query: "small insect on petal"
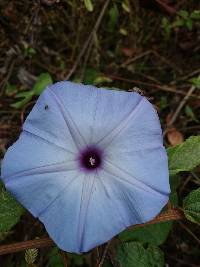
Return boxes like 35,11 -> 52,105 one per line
1,81 -> 170,253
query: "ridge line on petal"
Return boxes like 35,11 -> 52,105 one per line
96,172 -> 111,199
96,97 -> 145,147
23,129 -> 75,155
103,159 -> 169,197
106,145 -> 164,156
119,184 -> 142,223
4,161 -> 76,182
77,174 -> 96,252
48,88 -> 87,150
38,173 -> 81,218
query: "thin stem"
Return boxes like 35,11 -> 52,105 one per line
0,208 -> 184,256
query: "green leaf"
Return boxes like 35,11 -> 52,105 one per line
167,136 -> 200,176
190,77 -> 200,89
122,1 -> 130,13
183,188 -> 200,225
190,10 -> 200,20
179,10 -> 189,19
93,75 -> 112,85
0,183 -> 24,236
33,73 -> 53,96
119,222 -> 172,246
108,5 -> 119,32
169,175 -> 181,206
83,0 -> 93,12
48,248 -> 64,267
173,18 -> 184,28
5,83 -> 17,96
116,242 -> 164,267
185,19 -> 193,30
83,68 -> 99,84
11,91 -> 34,109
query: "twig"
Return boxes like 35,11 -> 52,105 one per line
0,237 -> 54,256
96,242 -> 111,267
164,75 -> 200,132
65,0 -> 110,80
155,0 -> 177,15
128,208 -> 183,230
80,35 -> 95,82
120,50 -> 152,68
178,221 -> 200,245
170,68 -> 200,85
0,208 -> 184,256
121,50 -> 181,74
107,74 -> 200,99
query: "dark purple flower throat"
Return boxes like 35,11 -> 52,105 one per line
79,146 -> 102,171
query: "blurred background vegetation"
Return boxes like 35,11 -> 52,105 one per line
0,0 -> 200,266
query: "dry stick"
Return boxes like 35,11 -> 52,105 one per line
170,68 -> 200,85
164,75 -> 200,136
0,208 -> 184,256
96,241 -> 111,267
178,221 -> 200,245
0,238 -> 54,256
107,74 -> 200,99
65,0 -> 110,80
121,50 -> 181,74
80,35 -> 94,82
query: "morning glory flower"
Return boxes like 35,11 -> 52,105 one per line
1,81 -> 170,253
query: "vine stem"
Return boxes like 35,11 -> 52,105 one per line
0,208 -> 184,256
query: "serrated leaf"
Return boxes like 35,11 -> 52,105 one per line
116,242 -> 164,267
183,188 -> 200,225
119,222 -> 172,246
167,136 -> 200,176
0,182 -> 24,235
33,73 -> 53,96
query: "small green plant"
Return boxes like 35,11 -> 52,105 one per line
10,73 -> 53,109
190,76 -> 200,89
162,9 -> 200,39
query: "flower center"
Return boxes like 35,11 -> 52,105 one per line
80,147 -> 102,171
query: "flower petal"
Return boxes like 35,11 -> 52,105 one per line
48,82 -> 143,144
39,173 -> 95,253
81,168 -> 168,252
23,87 -> 78,152
1,131 -> 75,179
1,131 -> 78,217
103,97 -> 170,196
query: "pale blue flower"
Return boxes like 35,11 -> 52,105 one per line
1,81 -> 170,253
